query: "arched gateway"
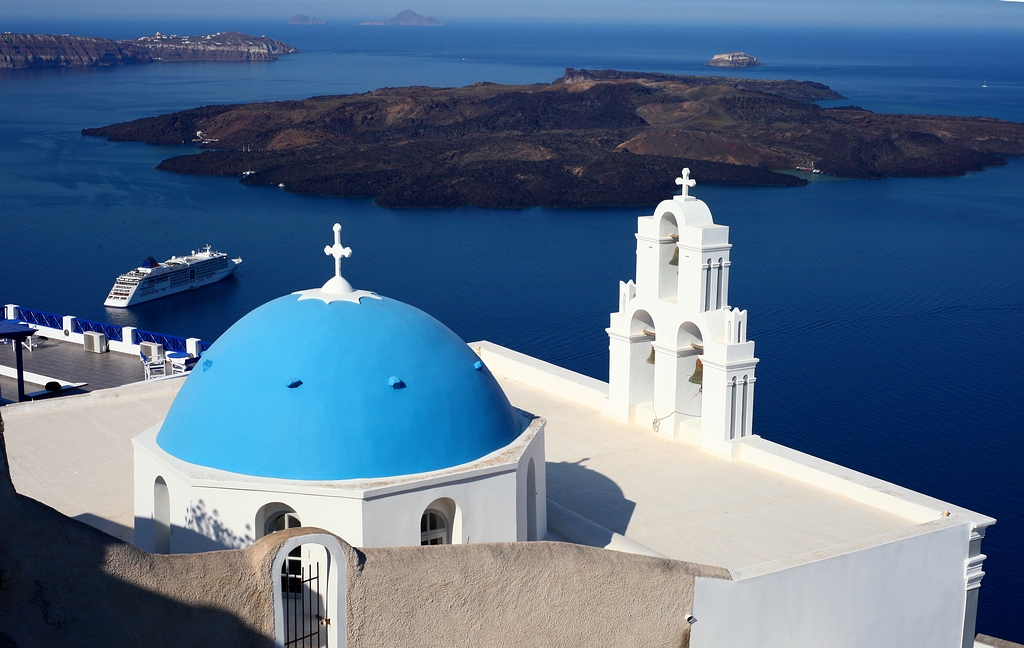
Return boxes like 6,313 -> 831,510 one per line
271,533 -> 348,648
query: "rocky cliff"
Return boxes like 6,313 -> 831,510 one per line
0,31 -> 296,69
0,33 -> 149,69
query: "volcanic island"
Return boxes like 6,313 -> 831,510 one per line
82,68 -> 1024,209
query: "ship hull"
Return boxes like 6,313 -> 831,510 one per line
104,254 -> 241,308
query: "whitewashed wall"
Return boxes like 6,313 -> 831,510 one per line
133,422 -> 543,553
690,521 -> 972,648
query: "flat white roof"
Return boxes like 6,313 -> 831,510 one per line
475,341 -> 989,572
2,377 -> 183,542
500,376 -> 915,569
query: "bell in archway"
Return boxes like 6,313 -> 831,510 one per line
669,247 -> 679,266
688,358 -> 703,385
646,347 -> 656,364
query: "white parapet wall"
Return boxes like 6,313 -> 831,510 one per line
471,341 -> 608,410
4,304 -> 208,358
691,520 -> 974,648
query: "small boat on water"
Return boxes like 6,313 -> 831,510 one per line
795,161 -> 823,174
104,245 -> 242,308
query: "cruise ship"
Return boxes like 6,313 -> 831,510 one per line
104,246 -> 242,307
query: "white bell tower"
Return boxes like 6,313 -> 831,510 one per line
605,170 -> 759,459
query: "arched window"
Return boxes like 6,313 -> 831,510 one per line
716,257 -> 724,310
154,476 -> 170,554
420,509 -> 450,545
526,458 -> 538,541
267,511 -> 301,536
704,260 -> 712,311
741,375 -> 750,438
266,510 -> 302,594
729,377 -> 738,440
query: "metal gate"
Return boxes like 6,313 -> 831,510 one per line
283,553 -> 328,647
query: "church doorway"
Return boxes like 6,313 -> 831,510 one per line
272,535 -> 345,648
281,543 -> 328,647
263,510 -> 335,647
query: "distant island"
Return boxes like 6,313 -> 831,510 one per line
288,14 -> 325,25
359,10 -> 443,26
0,31 -> 297,69
82,67 -> 1024,209
706,52 -> 762,68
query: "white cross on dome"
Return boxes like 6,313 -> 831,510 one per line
294,223 -> 381,305
324,223 -> 352,279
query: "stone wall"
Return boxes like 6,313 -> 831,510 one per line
350,542 -> 729,648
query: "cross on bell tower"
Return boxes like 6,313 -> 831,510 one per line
675,168 -> 696,201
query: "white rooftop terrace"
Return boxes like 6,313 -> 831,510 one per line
2,377 -> 182,542
0,342 -> 990,572
475,342 -> 991,572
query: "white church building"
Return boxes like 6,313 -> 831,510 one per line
1,171 -> 996,648
133,224 -> 545,553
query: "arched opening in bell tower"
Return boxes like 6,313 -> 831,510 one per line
630,310 -> 657,409
676,322 -> 703,420
658,212 -> 679,302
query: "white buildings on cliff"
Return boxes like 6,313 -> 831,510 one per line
1,172 -> 994,648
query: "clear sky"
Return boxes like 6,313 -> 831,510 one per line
1,0 -> 1023,29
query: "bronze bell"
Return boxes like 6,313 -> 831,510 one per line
669,247 -> 679,266
646,347 -> 656,364
688,358 -> 703,385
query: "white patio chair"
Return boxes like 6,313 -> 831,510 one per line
141,352 -> 167,380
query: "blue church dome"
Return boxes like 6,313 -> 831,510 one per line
156,291 -> 522,481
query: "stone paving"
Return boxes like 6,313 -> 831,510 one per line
0,337 -> 144,404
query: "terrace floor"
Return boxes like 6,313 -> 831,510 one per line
494,374 -> 921,571
1,378 -> 184,542
0,337 -> 144,404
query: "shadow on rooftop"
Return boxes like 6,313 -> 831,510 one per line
0,414 -> 274,648
546,459 -> 636,535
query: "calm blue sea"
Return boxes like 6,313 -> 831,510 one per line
1,20 -> 1022,640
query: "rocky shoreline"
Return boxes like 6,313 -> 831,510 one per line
0,31 -> 296,69
82,69 -> 1024,209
